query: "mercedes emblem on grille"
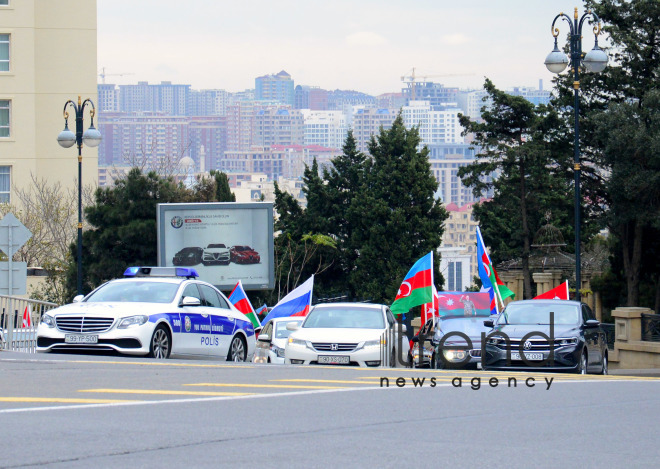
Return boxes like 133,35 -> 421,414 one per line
331,344 -> 338,351
523,340 -> 532,350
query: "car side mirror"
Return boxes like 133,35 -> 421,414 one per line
257,333 -> 271,342
584,319 -> 600,328
72,295 -> 84,303
181,296 -> 201,307
399,324 -> 407,334
286,323 -> 300,331
483,319 -> 494,328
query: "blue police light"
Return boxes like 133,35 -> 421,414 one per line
123,267 -> 199,279
123,266 -> 141,277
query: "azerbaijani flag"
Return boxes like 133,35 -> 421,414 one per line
476,226 -> 515,314
391,252 -> 434,316
255,304 -> 268,317
228,280 -> 260,328
534,280 -> 570,300
261,275 -> 314,325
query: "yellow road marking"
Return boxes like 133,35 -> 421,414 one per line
184,383 -> 348,389
78,389 -> 255,396
271,379 -> 381,385
0,397 -> 140,404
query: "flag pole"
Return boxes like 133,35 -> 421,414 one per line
477,226 -> 504,313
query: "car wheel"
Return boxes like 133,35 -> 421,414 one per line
227,335 -> 247,362
577,350 -> 588,375
390,348 -> 397,368
430,353 -> 436,369
148,325 -> 171,359
600,352 -> 608,375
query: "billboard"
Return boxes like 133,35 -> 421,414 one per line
157,203 -> 274,291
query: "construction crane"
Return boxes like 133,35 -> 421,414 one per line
98,67 -> 135,84
401,68 -> 475,100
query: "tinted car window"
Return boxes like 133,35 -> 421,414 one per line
199,284 -> 223,308
181,283 -> 202,302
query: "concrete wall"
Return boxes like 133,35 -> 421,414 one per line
0,0 -> 98,202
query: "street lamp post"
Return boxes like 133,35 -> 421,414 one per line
57,96 -> 102,296
545,8 -> 607,301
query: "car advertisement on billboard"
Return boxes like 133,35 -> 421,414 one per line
157,203 -> 274,290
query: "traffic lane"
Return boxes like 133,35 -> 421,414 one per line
1,362 -> 659,467
0,351 -> 656,410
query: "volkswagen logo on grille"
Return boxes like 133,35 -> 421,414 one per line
331,344 -> 338,351
523,340 -> 532,350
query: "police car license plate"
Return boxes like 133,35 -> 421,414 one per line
318,355 -> 349,364
511,352 -> 543,361
65,334 -> 98,344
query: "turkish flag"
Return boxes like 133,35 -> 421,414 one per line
421,286 -> 440,324
22,305 -> 32,328
534,281 -> 570,300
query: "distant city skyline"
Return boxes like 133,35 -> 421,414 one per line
97,1 -> 603,95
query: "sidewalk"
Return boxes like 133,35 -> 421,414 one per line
610,368 -> 660,377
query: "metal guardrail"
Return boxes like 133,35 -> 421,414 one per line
0,295 -> 58,353
601,323 -> 615,350
641,314 -> 660,342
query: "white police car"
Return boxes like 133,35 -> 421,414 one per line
36,267 -> 256,361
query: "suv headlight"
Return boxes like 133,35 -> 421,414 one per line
558,337 -> 579,346
443,349 -> 467,362
41,313 -> 55,328
487,337 -> 503,345
117,315 -> 149,329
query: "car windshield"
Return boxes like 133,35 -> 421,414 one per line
498,303 -> 580,325
208,244 -> 225,248
85,281 -> 179,303
274,320 -> 302,339
234,246 -> 247,251
303,307 -> 385,329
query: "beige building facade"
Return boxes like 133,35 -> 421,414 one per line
0,0 -> 98,203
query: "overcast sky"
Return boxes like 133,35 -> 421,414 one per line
97,1 -> 603,95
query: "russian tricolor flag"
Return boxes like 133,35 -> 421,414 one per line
261,275 -> 314,325
228,280 -> 260,328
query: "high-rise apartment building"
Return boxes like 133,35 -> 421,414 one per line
350,108 -> 397,154
119,81 -> 190,115
294,85 -> 329,110
427,143 -> 495,206
327,90 -> 375,111
252,107 -> 304,148
402,101 -> 464,146
98,84 -> 119,112
0,0 -> 98,203
255,70 -> 294,106
403,82 -> 460,107
300,110 -> 347,149
189,89 -> 229,116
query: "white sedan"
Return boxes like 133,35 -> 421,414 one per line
252,317 -> 304,364
36,267 -> 256,361
285,303 -> 409,367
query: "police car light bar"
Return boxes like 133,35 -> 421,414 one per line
123,267 -> 199,279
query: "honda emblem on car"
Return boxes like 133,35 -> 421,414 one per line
331,344 -> 338,351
